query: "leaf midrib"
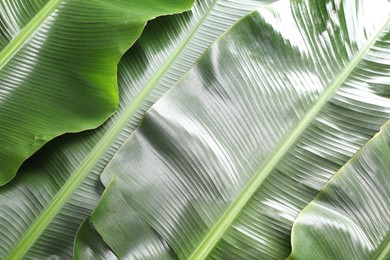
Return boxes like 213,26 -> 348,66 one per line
188,16 -> 390,260
6,1 -> 218,259
0,0 -> 62,70
376,229 -> 390,259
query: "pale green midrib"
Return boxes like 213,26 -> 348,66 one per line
377,135 -> 390,260
377,232 -> 390,259
189,17 -> 390,260
0,0 -> 62,70
6,1 -> 219,259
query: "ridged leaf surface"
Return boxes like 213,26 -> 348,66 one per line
0,0 -> 194,184
290,121 -> 390,260
0,0 -> 267,258
87,0 -> 390,258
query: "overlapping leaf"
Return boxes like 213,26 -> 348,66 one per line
0,0 -> 194,184
290,120 -> 390,260
0,0 -> 268,258
74,218 -> 118,260
85,0 -> 390,258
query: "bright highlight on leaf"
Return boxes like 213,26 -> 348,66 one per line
2,0 -> 390,258
290,120 -> 390,260
0,0 -> 268,258
0,0 -> 194,185
79,0 -> 390,258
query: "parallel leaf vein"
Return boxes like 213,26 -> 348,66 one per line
0,0 -> 62,70
6,1 -> 219,258
189,16 -> 390,260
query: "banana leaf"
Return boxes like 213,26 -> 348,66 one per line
0,0 -> 194,185
290,120 -> 390,260
0,0 -> 267,258
81,0 -> 390,258
74,218 -> 118,260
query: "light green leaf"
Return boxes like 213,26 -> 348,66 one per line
0,0 -> 267,258
87,0 -> 390,258
0,0 -> 194,184
290,120 -> 390,260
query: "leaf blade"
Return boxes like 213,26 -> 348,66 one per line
89,0 -> 390,258
0,0 -> 194,184
290,121 -> 390,260
0,0 -> 267,258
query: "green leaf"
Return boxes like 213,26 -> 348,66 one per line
0,0 -> 266,258
0,0 -> 48,51
87,0 -> 390,258
74,218 -> 118,260
0,0 -> 194,185
78,183 -> 177,259
289,120 -> 390,260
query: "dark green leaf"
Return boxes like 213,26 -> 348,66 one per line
0,0 -> 266,258
74,218 -> 118,260
0,0 -> 194,184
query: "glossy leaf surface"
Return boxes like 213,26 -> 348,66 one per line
0,0 -> 267,258
290,121 -> 390,260
0,0 -> 48,50
74,218 -> 118,260
89,0 -> 390,258
0,0 -> 194,184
